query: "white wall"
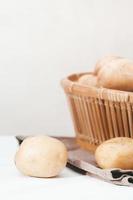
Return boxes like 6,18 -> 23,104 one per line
0,0 -> 133,136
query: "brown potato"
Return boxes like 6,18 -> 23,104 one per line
94,55 -> 121,75
97,58 -> 133,91
95,137 -> 133,169
15,136 -> 68,178
78,74 -> 98,87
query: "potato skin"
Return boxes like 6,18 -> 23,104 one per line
15,136 -> 68,178
78,74 -> 98,87
94,55 -> 121,75
95,137 -> 133,169
97,58 -> 133,91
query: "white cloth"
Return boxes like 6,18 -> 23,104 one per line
0,137 -> 133,200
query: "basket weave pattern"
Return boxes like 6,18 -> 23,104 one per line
61,73 -> 133,151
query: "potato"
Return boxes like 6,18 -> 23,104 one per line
95,137 -> 133,169
78,74 -> 98,87
94,55 -> 121,75
97,58 -> 133,91
15,136 -> 68,178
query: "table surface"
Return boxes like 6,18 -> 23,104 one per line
1,136 -> 133,200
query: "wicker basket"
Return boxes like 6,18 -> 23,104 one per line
61,72 -> 133,152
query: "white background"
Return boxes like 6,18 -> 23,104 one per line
0,0 -> 133,135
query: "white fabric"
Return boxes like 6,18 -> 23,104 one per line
0,137 -> 133,200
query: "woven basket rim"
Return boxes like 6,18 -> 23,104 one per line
61,72 -> 133,102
